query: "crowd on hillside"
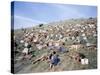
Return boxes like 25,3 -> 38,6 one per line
14,18 -> 97,68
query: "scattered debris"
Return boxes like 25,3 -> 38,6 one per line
22,48 -> 29,55
14,18 -> 97,73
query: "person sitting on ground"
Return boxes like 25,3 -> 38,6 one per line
71,52 -> 86,63
49,51 -> 60,69
58,43 -> 68,53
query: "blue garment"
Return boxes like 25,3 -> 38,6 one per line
48,46 -> 54,50
59,47 -> 66,52
51,55 -> 60,65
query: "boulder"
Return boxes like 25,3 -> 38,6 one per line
36,44 -> 43,50
20,40 -> 24,44
22,48 -> 29,55
24,42 -> 29,47
86,43 -> 91,47
82,33 -> 86,37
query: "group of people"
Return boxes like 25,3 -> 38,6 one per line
14,18 -> 96,69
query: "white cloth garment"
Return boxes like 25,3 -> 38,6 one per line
81,58 -> 89,65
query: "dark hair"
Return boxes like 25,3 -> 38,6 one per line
39,24 -> 43,27
47,43 -> 49,46
79,53 -> 86,59
53,51 -> 56,54
49,54 -> 52,59
62,42 -> 65,45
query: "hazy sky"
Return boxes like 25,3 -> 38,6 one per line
11,1 -> 97,29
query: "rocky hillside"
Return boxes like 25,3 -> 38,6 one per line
13,18 -> 97,74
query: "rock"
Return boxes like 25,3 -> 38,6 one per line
82,33 -> 86,37
93,33 -> 97,37
81,30 -> 84,33
48,42 -> 53,46
86,43 -> 91,47
83,27 -> 85,30
76,36 -> 80,42
50,34 -> 53,37
70,44 -> 84,51
71,36 -> 75,40
36,44 -> 43,50
25,33 -> 29,37
20,40 -> 24,44
24,42 -> 29,47
54,42 -> 60,47
16,56 -> 24,61
61,38 -> 66,42
50,28 -> 52,31
33,39 -> 38,43
72,28 -> 75,31
83,36 -> 87,40
22,48 -> 29,54
66,36 -> 70,40
30,33 -> 34,36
